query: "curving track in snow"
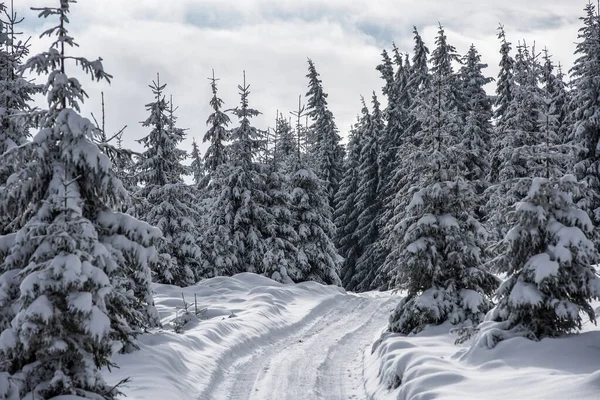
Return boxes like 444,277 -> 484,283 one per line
201,292 -> 395,400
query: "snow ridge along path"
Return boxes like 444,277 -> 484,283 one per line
203,292 -> 395,400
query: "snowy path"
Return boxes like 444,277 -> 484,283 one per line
202,292 -> 395,400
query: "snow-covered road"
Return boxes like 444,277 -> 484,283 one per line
203,292 -> 395,400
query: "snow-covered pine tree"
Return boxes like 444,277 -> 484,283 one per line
272,113 -> 297,171
289,164 -> 342,285
569,2 -> 600,234
460,44 -> 493,172
0,3 -> 39,234
337,100 -> 370,290
493,25 -> 515,136
370,45 -> 412,291
387,26 -> 497,335
488,26 -> 515,188
305,59 -> 344,209
474,175 -> 600,348
459,44 -> 493,213
0,1 -> 159,397
351,93 -> 385,292
190,138 -> 205,186
134,85 -> 200,286
376,30 -> 431,291
202,72 -> 272,277
263,114 -> 299,283
334,116 -> 363,287
290,161 -> 342,285
484,42 -> 560,238
203,69 -> 230,175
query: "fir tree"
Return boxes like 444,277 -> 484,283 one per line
134,85 -> 200,286
475,175 -> 600,347
484,42 -> 566,238
334,116 -> 362,287
387,27 -> 497,334
372,46 -> 413,291
459,44 -> 493,193
305,59 -> 344,208
0,2 -> 39,234
493,25 -> 515,134
202,72 -> 272,276
0,1 -> 158,397
190,138 -> 205,186
351,93 -> 385,292
272,113 -> 297,170
203,69 -> 230,174
289,164 -> 342,285
569,2 -> 600,232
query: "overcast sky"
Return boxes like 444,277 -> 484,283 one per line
17,0 -> 587,156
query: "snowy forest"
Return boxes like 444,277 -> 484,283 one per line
1,0 -> 600,399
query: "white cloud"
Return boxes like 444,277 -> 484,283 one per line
16,0 -> 587,156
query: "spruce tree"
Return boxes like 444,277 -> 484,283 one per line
0,1 -> 158,397
272,113 -> 297,170
387,27 -> 497,334
263,128 -> 298,282
351,93 -> 385,291
459,44 -> 493,198
290,163 -> 342,285
475,175 -> 600,347
485,42 -> 561,238
202,72 -> 272,277
0,2 -> 39,234
134,81 -> 200,286
190,138 -> 205,186
203,70 -> 230,175
305,59 -> 344,208
334,116 -> 363,287
569,3 -> 600,234
493,25 -> 515,135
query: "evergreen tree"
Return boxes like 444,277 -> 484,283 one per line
350,93 -> 385,291
203,70 -> 230,175
493,25 -> 515,134
134,82 -> 199,286
190,138 -> 205,186
305,59 -> 344,208
485,42 -> 567,238
0,3 -> 39,234
289,163 -> 342,285
202,72 -> 272,277
387,27 -> 497,335
372,46 -> 413,291
272,113 -> 297,170
459,44 -> 493,194
0,1 -> 158,397
334,116 -> 363,287
569,2 -> 600,232
475,176 -> 600,347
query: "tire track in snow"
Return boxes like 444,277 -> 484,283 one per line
206,292 -> 394,400
197,293 -> 345,400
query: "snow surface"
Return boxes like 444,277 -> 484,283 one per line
365,298 -> 600,400
41,272 -> 600,400
102,273 -> 395,400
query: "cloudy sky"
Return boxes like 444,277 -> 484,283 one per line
17,0 -> 587,155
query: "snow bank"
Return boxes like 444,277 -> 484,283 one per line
103,273 -> 345,400
365,299 -> 600,400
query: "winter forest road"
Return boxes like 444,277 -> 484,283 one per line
200,291 -> 396,400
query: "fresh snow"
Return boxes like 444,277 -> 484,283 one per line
103,273 -> 395,400
365,299 -> 600,400
81,273 -> 600,400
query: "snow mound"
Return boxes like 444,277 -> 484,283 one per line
103,273 -> 345,400
365,300 -> 600,400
